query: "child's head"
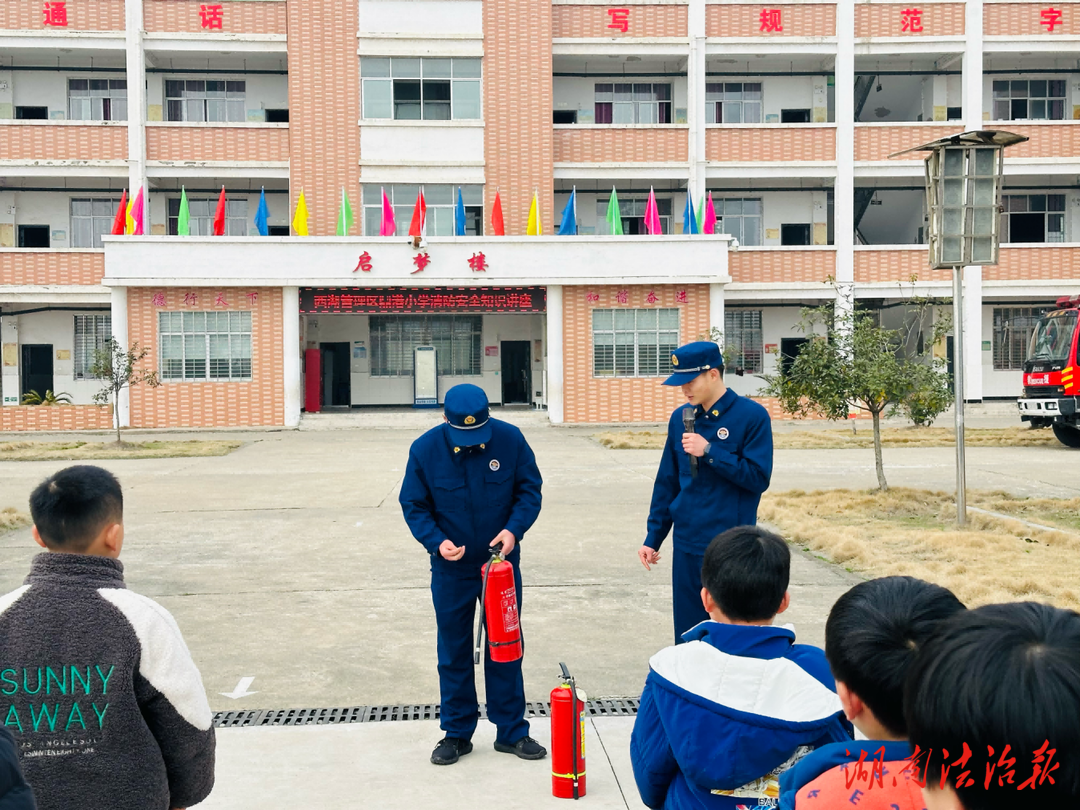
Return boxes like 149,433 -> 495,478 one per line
905,602 -> 1080,810
29,465 -> 124,557
700,525 -> 789,624
825,576 -> 965,741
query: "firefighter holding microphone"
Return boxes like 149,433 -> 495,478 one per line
399,383 -> 546,766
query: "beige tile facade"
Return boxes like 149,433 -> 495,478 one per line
144,0 -> 288,35
984,3 -> 1080,36
0,124 -> 127,162
706,3 -> 837,37
0,405 -> 113,431
553,4 -> 689,38
729,250 -> 836,284
0,252 -> 105,285
706,126 -> 836,162
146,125 -> 290,163
855,3 -> 966,38
853,124 -> 962,162
555,127 -> 689,163
0,0 -> 124,30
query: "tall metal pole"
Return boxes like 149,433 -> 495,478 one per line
953,264 -> 967,527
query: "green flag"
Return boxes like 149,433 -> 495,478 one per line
696,197 -> 705,233
336,188 -> 355,236
605,187 -> 623,236
177,186 -> 190,236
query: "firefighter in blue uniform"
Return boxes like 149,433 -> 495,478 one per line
400,383 -> 547,766
638,341 -> 774,642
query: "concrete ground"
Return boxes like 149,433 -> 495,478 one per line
1,406 -> 1075,808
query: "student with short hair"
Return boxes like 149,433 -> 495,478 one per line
0,465 -> 215,810
631,526 -> 851,809
779,576 -> 966,809
905,601 -> 1080,810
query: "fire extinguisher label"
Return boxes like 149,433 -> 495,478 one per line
500,586 -> 519,631
579,711 -> 586,759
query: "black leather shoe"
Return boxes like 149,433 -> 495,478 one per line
494,735 -> 548,760
431,737 -> 473,765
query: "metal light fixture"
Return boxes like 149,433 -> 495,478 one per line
891,130 -> 1028,527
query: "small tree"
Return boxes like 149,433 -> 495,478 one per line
763,300 -> 951,491
91,338 -> 161,444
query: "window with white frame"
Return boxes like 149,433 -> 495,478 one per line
361,58 -> 481,120
724,310 -> 763,374
993,307 -> 1045,370
594,83 -> 672,125
369,315 -> 482,377
714,198 -> 762,246
159,311 -> 252,381
166,197 -> 249,236
165,80 -> 246,122
68,79 -> 127,121
705,83 -> 762,124
73,314 -> 111,380
362,185 -> 483,236
992,80 -> 1066,121
70,198 -> 121,248
595,196 -> 673,235
1000,194 -> 1065,243
592,308 -> 679,377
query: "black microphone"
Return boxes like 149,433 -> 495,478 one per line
682,408 -> 698,478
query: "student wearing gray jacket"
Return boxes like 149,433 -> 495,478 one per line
0,465 -> 215,810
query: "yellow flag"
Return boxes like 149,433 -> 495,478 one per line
526,191 -> 542,236
124,199 -> 134,235
292,190 -> 309,236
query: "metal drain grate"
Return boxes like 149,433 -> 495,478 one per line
213,697 -> 639,728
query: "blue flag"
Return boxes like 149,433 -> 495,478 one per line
254,187 -> 269,236
557,187 -> 577,235
683,191 -> 698,235
454,188 -> 467,236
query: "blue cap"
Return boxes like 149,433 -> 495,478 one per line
444,384 -> 492,447
662,341 -> 724,386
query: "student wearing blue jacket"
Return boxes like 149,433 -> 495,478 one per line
638,341 -> 773,641
631,526 -> 851,810
399,384 -> 545,767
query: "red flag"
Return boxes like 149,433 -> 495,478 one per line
408,189 -> 427,237
110,189 -> 127,235
491,190 -> 505,236
213,186 -> 227,236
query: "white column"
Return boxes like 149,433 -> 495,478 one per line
834,0 -> 855,291
687,0 -> 707,202
1,313 -> 19,406
546,285 -> 564,424
125,0 -> 148,231
963,0 -> 985,401
283,286 -> 301,427
710,282 -> 725,349
110,287 -> 130,428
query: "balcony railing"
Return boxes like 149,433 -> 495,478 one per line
707,125 -> 836,163
553,125 -> 689,163
988,244 -> 1080,281
728,247 -> 836,284
553,4 -> 688,37
146,123 -> 290,163
853,245 -> 951,283
854,123 -> 962,163
986,122 -> 1080,161
0,250 -> 105,286
144,0 -> 287,35
1,0 -> 124,30
0,122 -> 127,163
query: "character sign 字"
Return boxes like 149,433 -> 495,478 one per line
1040,7 -> 1063,32
901,8 -> 923,32
607,8 -> 630,33
759,8 -> 783,32
43,1 -> 67,27
200,4 -> 224,30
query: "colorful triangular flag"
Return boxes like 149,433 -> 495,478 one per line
454,188 -> 467,236
177,186 -> 191,236
682,189 -> 698,235
292,190 -> 309,236
379,188 -> 396,236
130,187 -> 144,236
336,187 -> 355,236
526,190 -> 542,236
703,192 -> 717,235
212,186 -> 226,236
408,188 -> 427,238
491,190 -> 505,236
605,187 -> 623,236
644,186 -> 661,235
254,187 -> 269,236
111,189 -> 127,236
557,187 -> 577,235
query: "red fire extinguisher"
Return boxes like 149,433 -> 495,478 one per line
551,663 -> 586,799
474,547 -> 523,664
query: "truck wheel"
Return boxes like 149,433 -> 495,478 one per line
1052,422 -> 1080,448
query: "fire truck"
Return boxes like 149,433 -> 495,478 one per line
1016,295 -> 1080,447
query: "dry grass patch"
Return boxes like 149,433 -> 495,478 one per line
595,426 -> 1056,451
0,440 -> 243,461
761,488 -> 1080,610
0,508 -> 30,534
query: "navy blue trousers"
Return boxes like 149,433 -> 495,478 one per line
672,548 -> 709,643
430,562 -> 529,745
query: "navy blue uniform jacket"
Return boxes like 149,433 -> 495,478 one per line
0,726 -> 35,810
645,389 -> 773,555
400,419 -> 542,572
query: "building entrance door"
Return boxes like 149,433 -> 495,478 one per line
21,345 -> 54,400
319,342 -> 351,407
501,341 -> 531,404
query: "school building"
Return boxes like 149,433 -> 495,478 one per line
1,0 -> 1079,429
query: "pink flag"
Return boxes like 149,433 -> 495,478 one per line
131,187 -> 145,235
379,188 -> 396,236
702,192 -> 717,235
644,186 -> 662,235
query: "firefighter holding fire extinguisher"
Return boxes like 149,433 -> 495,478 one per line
399,383 -> 546,767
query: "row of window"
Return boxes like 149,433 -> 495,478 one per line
62,305 -> 1054,388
